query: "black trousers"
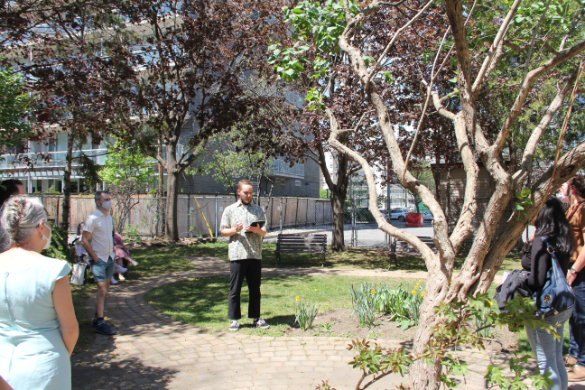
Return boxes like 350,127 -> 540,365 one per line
228,259 -> 262,320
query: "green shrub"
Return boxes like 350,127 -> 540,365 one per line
294,297 -> 319,330
349,283 -> 377,327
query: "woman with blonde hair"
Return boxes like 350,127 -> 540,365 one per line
0,195 -> 78,389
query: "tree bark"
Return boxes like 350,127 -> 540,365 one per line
330,185 -> 347,251
164,141 -> 180,241
317,143 -> 350,252
157,136 -> 164,238
61,128 -> 75,237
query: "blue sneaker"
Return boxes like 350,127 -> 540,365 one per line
95,322 -> 117,336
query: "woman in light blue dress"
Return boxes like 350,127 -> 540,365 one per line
0,195 -> 78,390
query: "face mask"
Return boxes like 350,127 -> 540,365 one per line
42,222 -> 51,250
101,201 -> 112,210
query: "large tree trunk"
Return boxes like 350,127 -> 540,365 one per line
317,144 -> 350,252
61,128 -> 75,237
330,185 -> 347,251
157,136 -> 165,238
164,141 -> 180,241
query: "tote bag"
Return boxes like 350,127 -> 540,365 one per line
70,263 -> 87,286
533,237 -> 575,317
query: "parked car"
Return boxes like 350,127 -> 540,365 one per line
390,209 -> 408,222
423,211 -> 433,221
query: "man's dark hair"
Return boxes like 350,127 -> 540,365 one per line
569,175 -> 585,198
0,179 -> 23,207
95,190 -> 109,204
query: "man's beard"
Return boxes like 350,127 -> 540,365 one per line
241,198 -> 251,206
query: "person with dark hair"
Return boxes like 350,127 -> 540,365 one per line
0,180 -> 25,208
522,197 -> 573,390
557,175 -> 585,382
220,179 -> 270,331
81,191 -> 117,336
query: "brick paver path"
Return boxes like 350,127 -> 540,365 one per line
71,256 -> 520,390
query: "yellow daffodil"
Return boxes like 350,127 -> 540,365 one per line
315,289 -> 318,292
295,296 -> 300,301
371,289 -> 375,295
421,291 -> 425,297
412,290 -> 416,295
489,301 -> 493,307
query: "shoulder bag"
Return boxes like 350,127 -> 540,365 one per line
533,237 -> 575,317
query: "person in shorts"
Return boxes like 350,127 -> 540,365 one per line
81,191 -> 117,336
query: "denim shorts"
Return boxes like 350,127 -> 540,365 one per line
90,256 -> 115,282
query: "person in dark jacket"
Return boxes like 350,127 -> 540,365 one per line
522,197 -> 572,390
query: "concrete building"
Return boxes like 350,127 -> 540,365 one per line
0,136 -> 320,197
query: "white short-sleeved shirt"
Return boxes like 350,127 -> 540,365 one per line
84,209 -> 115,261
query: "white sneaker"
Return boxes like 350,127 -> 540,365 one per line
254,318 -> 270,329
229,320 -> 239,331
118,273 -> 126,281
129,258 -> 139,266
115,264 -> 127,273
110,276 -> 118,285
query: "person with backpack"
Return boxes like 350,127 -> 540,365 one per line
558,175 -> 585,382
522,197 -> 573,390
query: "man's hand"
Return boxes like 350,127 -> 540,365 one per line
244,224 -> 260,234
235,223 -> 244,233
568,271 -> 577,286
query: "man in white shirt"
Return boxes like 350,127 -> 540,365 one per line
81,191 -> 117,336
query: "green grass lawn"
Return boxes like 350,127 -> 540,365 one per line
144,274 -> 419,336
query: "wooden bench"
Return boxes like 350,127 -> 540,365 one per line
274,233 -> 327,267
387,236 -> 437,269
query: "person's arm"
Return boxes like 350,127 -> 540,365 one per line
81,230 -> 99,262
220,209 -> 243,237
221,223 -> 243,237
243,224 -> 267,237
0,375 -> 13,390
53,277 -> 78,356
567,233 -> 585,286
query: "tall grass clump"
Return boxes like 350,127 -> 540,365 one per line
294,296 -> 319,330
373,281 -> 425,329
349,283 -> 377,327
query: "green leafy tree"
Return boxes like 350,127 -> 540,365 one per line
0,65 -> 33,149
269,0 -> 585,388
198,122 -> 277,206
101,139 -> 156,233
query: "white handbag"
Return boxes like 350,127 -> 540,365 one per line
70,263 -> 87,285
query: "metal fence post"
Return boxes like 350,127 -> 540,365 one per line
215,196 -> 219,238
279,198 -> 283,232
294,197 -> 299,227
187,196 -> 191,237
314,199 -> 317,226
